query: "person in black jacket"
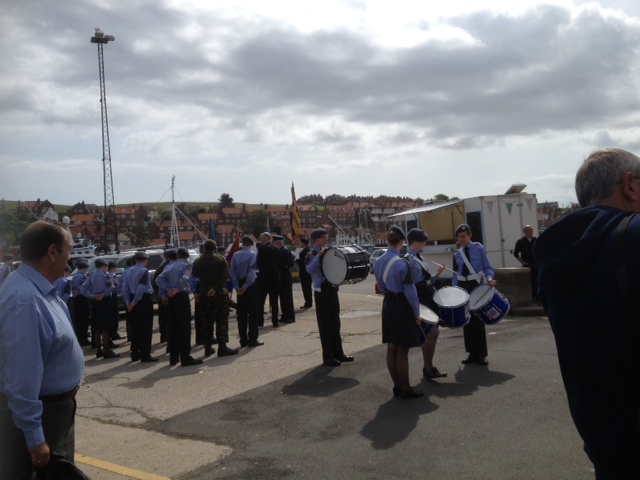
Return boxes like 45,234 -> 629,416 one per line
256,232 -> 281,327
535,148 -> 640,479
273,235 -> 295,324
513,225 -> 538,301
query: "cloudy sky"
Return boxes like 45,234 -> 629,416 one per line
2,0 -> 640,208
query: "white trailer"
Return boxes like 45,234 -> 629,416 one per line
388,186 -> 538,279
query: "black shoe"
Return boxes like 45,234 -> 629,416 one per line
478,357 -> 489,366
140,355 -> 158,363
400,388 -> 424,400
272,323 -> 279,328
112,333 -> 125,340
78,338 -> 91,346
108,341 -> 119,349
239,339 -> 248,347
462,355 -> 479,364
423,367 -> 447,379
211,337 -> 219,345
323,359 -> 341,367
300,304 -> 312,309
103,350 -> 120,359
218,345 -> 239,357
204,345 -> 215,357
247,340 -> 264,347
169,358 -> 179,366
337,355 -> 354,362
393,386 -> 401,397
96,349 -> 104,359
130,353 -> 141,362
181,357 -> 203,367
282,318 -> 295,324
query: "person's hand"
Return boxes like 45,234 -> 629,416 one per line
167,288 -> 179,298
237,288 -> 245,296
29,441 -> 50,469
94,294 -> 103,301
488,279 -> 497,287
127,303 -> 134,312
415,317 -> 422,326
207,288 -> 216,297
436,264 -> 446,276
318,247 -> 329,258
162,298 -> 169,305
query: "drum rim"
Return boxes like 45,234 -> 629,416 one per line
433,286 -> 469,309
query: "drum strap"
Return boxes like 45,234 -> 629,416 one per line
407,253 -> 431,279
382,256 -> 402,284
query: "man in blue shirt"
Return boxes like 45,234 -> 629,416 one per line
231,235 -> 263,347
156,247 -> 202,367
84,258 -> 119,359
306,228 -> 354,367
0,221 -> 84,477
122,251 -> 157,363
452,224 -> 496,366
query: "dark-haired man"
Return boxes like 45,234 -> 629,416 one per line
0,221 -> 84,477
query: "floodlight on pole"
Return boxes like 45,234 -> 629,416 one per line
90,27 -> 119,253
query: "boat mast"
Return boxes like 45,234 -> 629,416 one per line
170,176 -> 180,247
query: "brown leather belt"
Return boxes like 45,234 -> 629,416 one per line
39,386 -> 79,403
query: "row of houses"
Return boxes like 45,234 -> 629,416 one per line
1,198 -> 575,250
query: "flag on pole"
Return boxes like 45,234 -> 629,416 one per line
290,182 -> 303,241
226,231 -> 241,265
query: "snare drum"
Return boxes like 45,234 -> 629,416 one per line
468,284 -> 510,325
322,246 -> 370,286
418,304 -> 439,346
433,286 -> 470,329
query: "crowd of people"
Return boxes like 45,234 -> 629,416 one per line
2,147 -> 640,478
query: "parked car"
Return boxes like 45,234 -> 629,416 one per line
369,248 -> 387,273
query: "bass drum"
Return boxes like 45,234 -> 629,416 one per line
322,246 -> 370,286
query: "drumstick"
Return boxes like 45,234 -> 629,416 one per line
430,260 -> 456,274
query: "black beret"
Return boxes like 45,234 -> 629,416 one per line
407,228 -> 428,243
133,251 -> 149,261
3,254 -> 14,261
95,258 -> 107,268
388,225 -> 406,240
310,228 -> 327,240
455,224 -> 471,235
107,261 -> 118,269
272,234 -> 284,241
241,235 -> 254,245
177,247 -> 190,258
77,260 -> 89,269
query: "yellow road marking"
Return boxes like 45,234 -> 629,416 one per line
75,454 -> 171,480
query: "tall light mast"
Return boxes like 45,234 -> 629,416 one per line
170,176 -> 180,247
90,27 -> 119,252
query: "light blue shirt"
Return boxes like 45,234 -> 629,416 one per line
54,276 -> 72,303
373,248 -> 419,317
0,264 -> 84,449
306,246 -> 327,290
84,269 -> 115,299
230,247 -> 257,290
121,263 -> 152,306
155,260 -> 191,300
71,270 -> 88,297
452,242 -> 495,286
406,248 -> 433,284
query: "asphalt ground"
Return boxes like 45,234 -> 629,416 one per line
74,277 -> 594,480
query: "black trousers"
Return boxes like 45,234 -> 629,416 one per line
258,275 -> 280,325
0,393 -> 76,480
167,292 -> 192,363
130,293 -> 154,357
458,280 -> 488,358
314,283 -> 345,362
72,295 -> 91,341
300,273 -> 313,307
237,282 -> 260,343
157,299 -> 170,342
279,275 -> 295,322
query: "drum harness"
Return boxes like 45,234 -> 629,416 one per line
406,252 -> 433,286
457,246 -> 485,284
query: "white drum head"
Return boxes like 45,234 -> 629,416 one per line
419,304 -> 439,324
433,286 -> 469,308
322,247 -> 348,286
469,284 -> 494,310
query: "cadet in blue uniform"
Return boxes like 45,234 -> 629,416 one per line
156,247 -> 202,366
71,260 -> 91,346
0,254 -> 14,290
107,261 -> 123,341
153,249 -> 175,345
122,251 -> 157,363
230,236 -> 263,347
406,228 -> 447,380
306,228 -> 354,367
297,238 -> 313,309
84,258 -> 119,359
373,226 -> 423,399
452,223 -> 496,366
